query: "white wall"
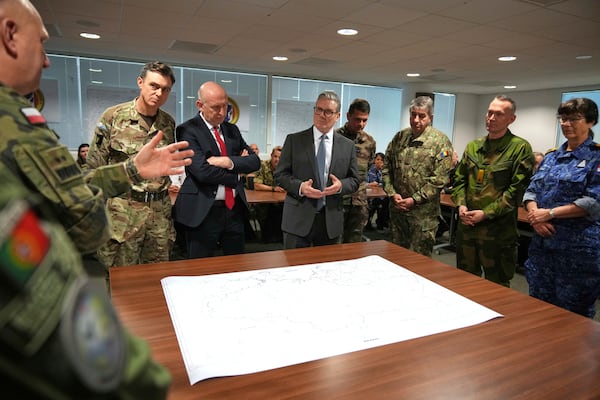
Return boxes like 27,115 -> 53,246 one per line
446,85 -> 599,157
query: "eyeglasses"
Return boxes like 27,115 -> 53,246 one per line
557,115 -> 585,124
314,107 -> 337,117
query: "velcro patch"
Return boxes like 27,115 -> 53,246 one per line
0,200 -> 49,290
20,107 -> 46,125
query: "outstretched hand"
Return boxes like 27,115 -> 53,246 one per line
322,174 -> 342,196
133,131 -> 194,179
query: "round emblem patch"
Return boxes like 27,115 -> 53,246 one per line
60,277 -> 126,392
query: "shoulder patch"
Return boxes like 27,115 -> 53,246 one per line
0,199 -> 49,290
20,107 -> 46,125
545,147 -> 557,155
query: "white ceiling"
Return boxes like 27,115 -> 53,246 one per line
32,0 -> 600,94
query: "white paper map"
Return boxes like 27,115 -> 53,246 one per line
161,255 -> 502,384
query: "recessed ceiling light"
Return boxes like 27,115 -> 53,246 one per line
88,68 -> 102,72
91,80 -> 103,84
337,28 -> 358,36
498,56 -> 517,62
406,73 -> 420,77
80,32 -> 100,39
575,55 -> 592,60
221,79 -> 232,83
273,56 -> 288,61
504,85 -> 517,89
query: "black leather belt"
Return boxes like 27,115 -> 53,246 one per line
129,190 -> 168,203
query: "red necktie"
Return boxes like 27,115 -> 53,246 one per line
213,126 -> 235,210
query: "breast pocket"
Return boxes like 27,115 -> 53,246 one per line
558,168 -> 588,194
491,161 -> 513,191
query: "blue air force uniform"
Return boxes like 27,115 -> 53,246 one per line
523,137 -> 600,317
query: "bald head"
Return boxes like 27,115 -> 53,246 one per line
0,0 -> 50,95
196,81 -> 229,126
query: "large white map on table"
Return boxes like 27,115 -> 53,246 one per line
161,255 -> 502,384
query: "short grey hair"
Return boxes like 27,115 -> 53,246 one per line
410,96 -> 434,116
316,91 -> 341,112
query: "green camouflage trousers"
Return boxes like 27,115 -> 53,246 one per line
343,204 -> 369,243
455,222 -> 518,287
99,196 -> 174,267
390,209 -> 438,257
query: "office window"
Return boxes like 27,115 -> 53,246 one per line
41,55 -> 267,152
179,69 -> 268,152
432,92 -> 456,142
272,77 -> 402,153
558,90 -> 600,146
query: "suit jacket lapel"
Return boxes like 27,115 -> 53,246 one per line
197,114 -> 220,156
305,127 -> 320,181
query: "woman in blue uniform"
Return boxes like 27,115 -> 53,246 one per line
523,98 -> 600,318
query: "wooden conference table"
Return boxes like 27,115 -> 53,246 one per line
111,241 -> 600,399
245,186 -> 387,204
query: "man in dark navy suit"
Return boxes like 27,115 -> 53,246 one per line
275,91 -> 360,248
173,81 -> 260,258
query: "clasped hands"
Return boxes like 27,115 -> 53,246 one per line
301,174 -> 342,199
527,208 -> 556,237
392,193 -> 415,212
457,206 -> 485,226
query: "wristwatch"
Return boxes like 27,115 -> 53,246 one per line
549,208 -> 556,219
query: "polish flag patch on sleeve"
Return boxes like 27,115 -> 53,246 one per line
20,107 -> 46,125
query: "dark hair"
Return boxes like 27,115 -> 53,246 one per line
77,143 -> 89,165
375,152 -> 385,160
348,98 -> 370,115
557,97 -> 598,126
139,61 -> 176,85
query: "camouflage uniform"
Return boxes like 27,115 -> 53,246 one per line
0,84 -> 135,258
383,125 -> 453,256
254,159 -> 277,187
452,129 -> 534,287
336,125 -> 376,243
87,99 -> 175,268
0,164 -> 170,398
523,137 -> 600,317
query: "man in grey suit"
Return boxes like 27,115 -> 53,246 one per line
275,91 -> 360,248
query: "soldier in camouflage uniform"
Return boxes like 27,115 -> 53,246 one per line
523,98 -> 600,318
452,95 -> 534,287
336,99 -> 376,243
0,162 -> 171,398
382,96 -> 453,257
0,0 -> 193,282
87,61 -> 177,268
253,146 -> 285,242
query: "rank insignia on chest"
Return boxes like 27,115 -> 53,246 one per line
476,169 -> 485,184
20,107 -> 46,125
577,160 -> 586,168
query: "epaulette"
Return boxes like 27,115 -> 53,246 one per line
544,147 -> 557,155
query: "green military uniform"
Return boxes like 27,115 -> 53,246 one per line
336,125 -> 376,243
87,99 -> 175,268
452,129 -> 534,286
383,125 -> 453,256
254,159 -> 277,188
0,84 -> 138,257
0,164 -> 170,398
